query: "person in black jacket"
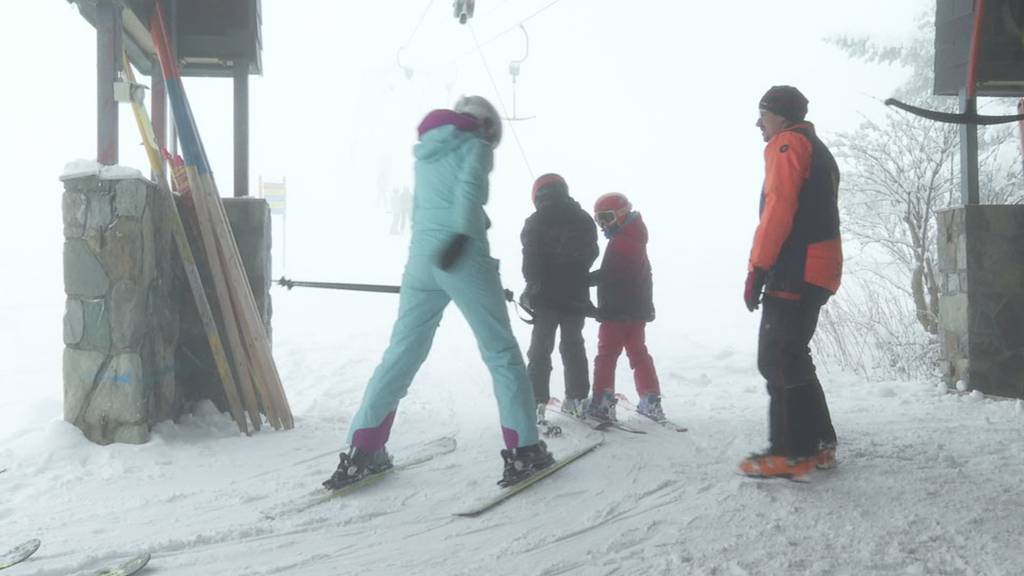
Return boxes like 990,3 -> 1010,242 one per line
520,174 -> 599,422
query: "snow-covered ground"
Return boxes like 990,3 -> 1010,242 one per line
3,227 -> 1023,576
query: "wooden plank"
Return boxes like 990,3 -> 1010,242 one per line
200,172 -> 292,429
123,52 -> 249,435
149,0 -> 290,430
185,167 -> 264,431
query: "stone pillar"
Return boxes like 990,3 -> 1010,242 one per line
937,206 -> 1024,399
61,168 -> 179,444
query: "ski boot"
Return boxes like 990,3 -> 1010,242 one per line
560,396 -> 589,419
498,441 -> 555,487
322,446 -> 393,490
636,394 -> 666,421
737,451 -> 815,479
587,390 -> 618,423
816,441 -> 837,470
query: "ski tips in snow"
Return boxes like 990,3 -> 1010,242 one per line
0,542 -> 149,575
94,552 -> 151,576
0,539 -> 41,570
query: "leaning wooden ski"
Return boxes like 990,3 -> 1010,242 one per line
455,440 -> 603,518
122,50 -> 250,434
0,539 -> 40,571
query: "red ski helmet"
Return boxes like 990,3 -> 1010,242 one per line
593,192 -> 632,229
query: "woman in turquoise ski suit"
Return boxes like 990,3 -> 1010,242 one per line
329,97 -> 552,488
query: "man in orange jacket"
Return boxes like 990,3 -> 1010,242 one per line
739,85 -> 841,479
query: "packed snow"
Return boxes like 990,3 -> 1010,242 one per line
3,224 -> 1023,576
59,159 -> 145,182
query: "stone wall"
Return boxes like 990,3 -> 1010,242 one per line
937,205 -> 1024,399
61,171 -> 179,444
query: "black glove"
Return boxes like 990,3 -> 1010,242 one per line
583,303 -> 604,322
744,267 -> 768,312
587,269 -> 601,287
518,289 -> 534,312
439,234 -> 469,270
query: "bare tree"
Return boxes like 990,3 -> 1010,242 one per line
834,111 -> 1020,334
819,15 -> 1024,377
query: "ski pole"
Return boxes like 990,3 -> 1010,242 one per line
278,277 -> 399,294
277,277 -> 534,323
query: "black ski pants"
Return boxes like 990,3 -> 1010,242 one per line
757,284 -> 837,458
526,306 -> 590,404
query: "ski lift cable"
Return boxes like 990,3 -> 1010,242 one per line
396,0 -> 437,76
468,21 -> 535,179
456,0 -> 569,60
403,0 -> 437,49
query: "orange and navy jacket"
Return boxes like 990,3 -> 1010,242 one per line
749,122 -> 842,298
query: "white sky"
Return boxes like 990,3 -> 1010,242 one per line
0,0 -> 931,404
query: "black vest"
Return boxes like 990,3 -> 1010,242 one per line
760,126 -> 841,293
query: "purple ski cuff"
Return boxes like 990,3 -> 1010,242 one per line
502,426 -> 520,450
350,411 -> 396,452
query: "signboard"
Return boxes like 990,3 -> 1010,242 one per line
261,180 -> 286,215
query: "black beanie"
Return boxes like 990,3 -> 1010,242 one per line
759,85 -> 808,122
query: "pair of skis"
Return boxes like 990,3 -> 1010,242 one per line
614,393 -> 689,433
271,431 -> 602,518
0,539 -> 148,575
548,396 -> 688,434
544,397 -> 645,434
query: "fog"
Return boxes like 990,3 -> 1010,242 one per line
0,0 -> 928,407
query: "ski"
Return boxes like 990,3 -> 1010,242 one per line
264,436 -> 457,519
548,397 -> 626,432
615,393 -> 688,432
634,412 -> 688,432
539,421 -> 564,438
601,419 -> 648,434
454,440 -> 603,517
0,539 -> 40,571
736,471 -> 812,484
94,552 -> 151,576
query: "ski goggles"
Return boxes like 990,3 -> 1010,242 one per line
595,211 -> 618,227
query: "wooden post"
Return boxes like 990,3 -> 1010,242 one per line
96,0 -> 121,165
234,59 -> 250,198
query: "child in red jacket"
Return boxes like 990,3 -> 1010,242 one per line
587,193 -> 664,422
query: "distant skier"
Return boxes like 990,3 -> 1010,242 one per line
739,85 -> 841,479
519,173 -> 599,421
586,193 -> 666,422
389,185 -> 412,235
323,96 -> 553,490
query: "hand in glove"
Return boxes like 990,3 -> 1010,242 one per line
743,267 -> 768,312
583,303 -> 604,322
439,234 -> 469,270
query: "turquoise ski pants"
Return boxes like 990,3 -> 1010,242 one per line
346,238 -> 539,450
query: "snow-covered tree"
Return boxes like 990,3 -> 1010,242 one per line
820,17 -> 1023,377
